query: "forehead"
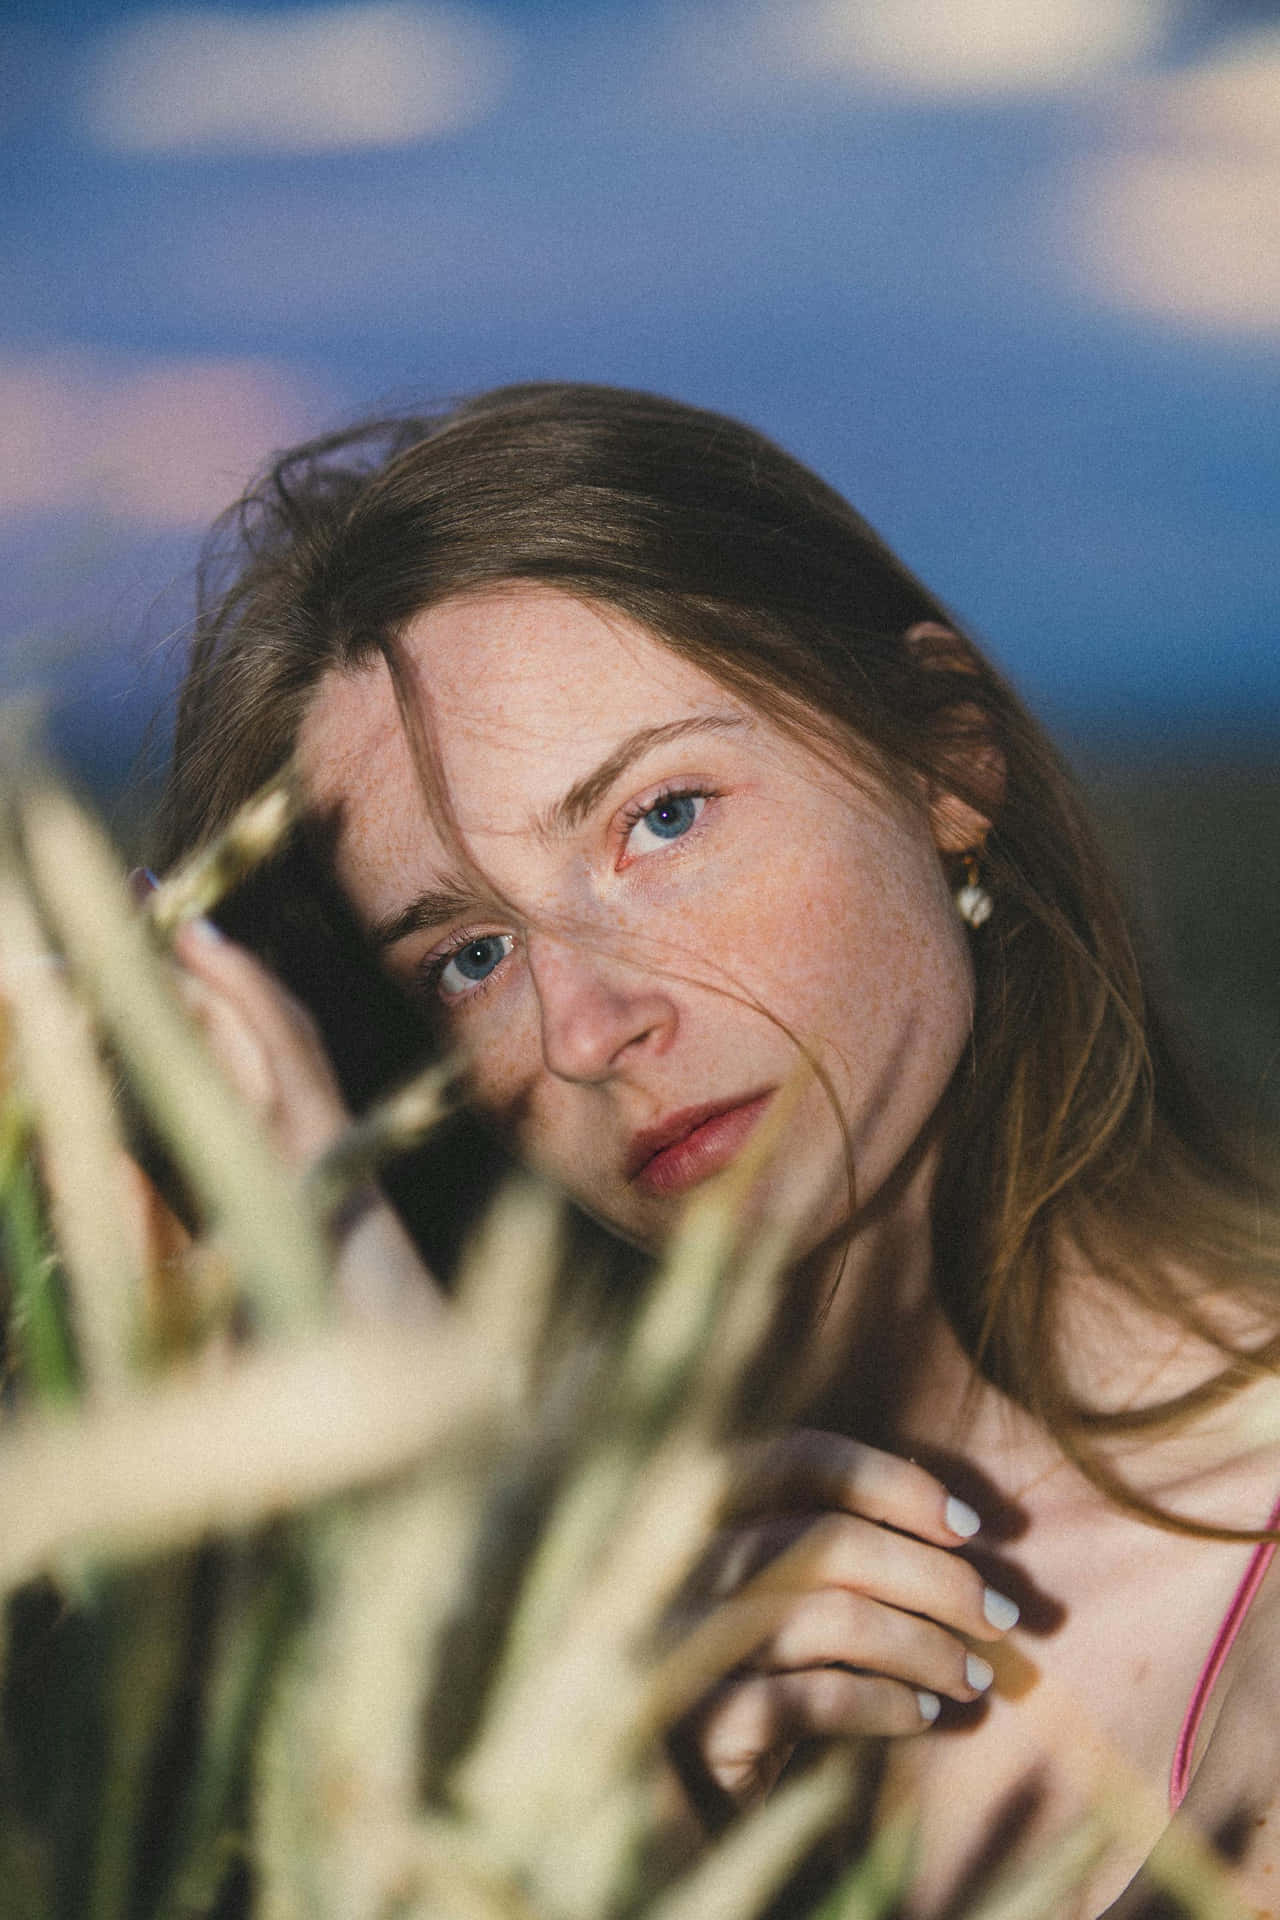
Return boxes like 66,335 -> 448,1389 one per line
295,585 -> 746,899
301,585 -> 739,794
412,584 -> 732,750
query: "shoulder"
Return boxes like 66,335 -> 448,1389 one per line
1176,1564 -> 1280,1912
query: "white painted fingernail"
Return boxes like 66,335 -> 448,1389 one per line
916,1690 -> 941,1724
983,1587 -> 1020,1631
189,916 -> 225,944
946,1495 -> 981,1538
966,1652 -> 994,1691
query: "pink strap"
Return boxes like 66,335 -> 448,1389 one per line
1170,1495 -> 1280,1810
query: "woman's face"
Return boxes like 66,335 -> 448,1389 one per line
297,586 -> 978,1254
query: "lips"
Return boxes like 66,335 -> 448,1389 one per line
625,1091 -> 774,1198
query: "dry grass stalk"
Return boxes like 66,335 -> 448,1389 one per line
450,1122 -> 805,1902
0,1322 -> 504,1592
306,1057 -> 462,1228
0,830 -> 138,1401
144,768 -> 298,939
642,1753 -> 857,1920
20,778 -> 330,1329
960,1817 -> 1111,1920
0,754 -> 1259,1920
453,1173 -> 566,1407
255,1477 -> 489,1920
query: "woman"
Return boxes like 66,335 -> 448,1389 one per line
156,383 -> 1280,1913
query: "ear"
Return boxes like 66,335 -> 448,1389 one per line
903,622 -> 1007,855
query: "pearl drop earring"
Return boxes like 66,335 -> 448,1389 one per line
956,851 -> 993,928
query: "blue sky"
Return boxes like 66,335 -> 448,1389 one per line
2,0 -> 1278,798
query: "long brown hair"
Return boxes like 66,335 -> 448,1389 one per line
156,381 -> 1280,1533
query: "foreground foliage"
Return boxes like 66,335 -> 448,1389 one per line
0,749 -> 1251,1920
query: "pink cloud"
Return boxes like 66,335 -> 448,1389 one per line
0,353 -> 329,524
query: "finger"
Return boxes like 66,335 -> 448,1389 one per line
173,922 -> 350,1162
176,972 -> 279,1115
754,1510 -> 1019,1645
727,1429 -> 982,1546
749,1587 -> 994,1702
173,921 -> 331,1066
697,1665 -> 937,1800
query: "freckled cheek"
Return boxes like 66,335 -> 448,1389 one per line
738,859 -> 965,1087
695,856 -> 877,1038
453,995 -> 545,1124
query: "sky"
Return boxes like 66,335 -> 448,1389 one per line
1,0 -> 1278,802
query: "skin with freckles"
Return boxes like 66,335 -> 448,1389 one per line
295,584 -> 980,1263
173,579 -> 1280,1915
285,582 -> 1023,1824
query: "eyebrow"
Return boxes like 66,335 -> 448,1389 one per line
370,884 -> 483,952
538,713 -> 748,838
369,710 -> 748,952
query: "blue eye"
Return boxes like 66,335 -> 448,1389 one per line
436,933 -> 514,1000
626,792 -> 705,855
646,795 -> 698,838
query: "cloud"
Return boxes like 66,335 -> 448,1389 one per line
1057,28 -> 1280,337
1151,26 -> 1280,155
0,352 -> 327,525
1064,151 -> 1280,337
674,0 -> 1169,104
83,2 -> 514,154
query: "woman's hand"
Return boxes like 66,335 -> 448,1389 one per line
172,917 -> 443,1322
173,918 -> 352,1167
667,1429 -> 1017,1819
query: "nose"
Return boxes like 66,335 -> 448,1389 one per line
527,932 -> 676,1084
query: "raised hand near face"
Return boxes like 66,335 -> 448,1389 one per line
171,918 -> 351,1164
170,916 -> 443,1323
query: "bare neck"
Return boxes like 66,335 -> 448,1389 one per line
783,1180 -> 1280,1530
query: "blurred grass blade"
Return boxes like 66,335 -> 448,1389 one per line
475,1084 -> 798,1686
615,1062 -> 810,1426
20,778 -> 329,1330
454,1173 -> 565,1406
0,1321 -> 503,1593
453,1179 -> 745,1848
0,838 -> 138,1401
1138,1805 -> 1256,1920
552,1772 -> 655,1920
0,1815 -> 48,1920
480,1424 -> 639,1709
455,1435 -> 733,1875
85,1560 -> 194,1920
808,1803 -> 916,1920
420,1392 -> 588,1797
256,1476 -> 489,1920
305,1058 -> 461,1226
144,768 -> 298,938
397,1811 -> 546,1920
156,1543 -> 304,1920
961,1815 -> 1110,1920
458,1088 -> 807,1858
0,1098 -> 76,1404
645,1753 -> 856,1920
